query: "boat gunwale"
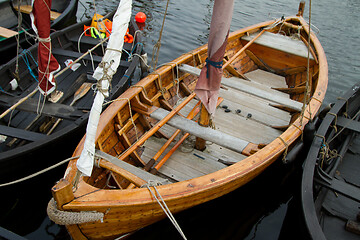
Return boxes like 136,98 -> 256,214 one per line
64,16 -> 328,210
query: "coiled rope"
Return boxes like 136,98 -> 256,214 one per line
47,198 -> 104,225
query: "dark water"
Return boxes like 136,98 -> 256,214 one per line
1,0 -> 359,239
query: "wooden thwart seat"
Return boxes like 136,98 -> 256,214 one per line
179,64 -> 303,112
95,149 -> 168,186
241,31 -> 315,60
150,108 -> 250,153
336,116 -> 360,133
0,26 -> 18,38
0,125 -> 46,142
13,5 -> 61,21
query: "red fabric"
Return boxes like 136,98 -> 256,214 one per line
194,0 -> 234,115
32,0 -> 60,95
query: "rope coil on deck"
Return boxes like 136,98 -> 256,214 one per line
47,198 -> 104,225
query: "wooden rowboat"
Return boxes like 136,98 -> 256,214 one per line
0,0 -> 78,65
301,82 -> 360,240
0,15 -> 144,183
49,6 -> 328,240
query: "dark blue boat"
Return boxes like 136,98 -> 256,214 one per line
301,82 -> 360,239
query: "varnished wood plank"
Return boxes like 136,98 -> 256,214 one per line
0,26 -> 18,38
14,5 -> 61,20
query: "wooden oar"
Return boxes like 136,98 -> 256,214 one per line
47,82 -> 92,135
117,92 -> 196,162
144,100 -> 202,171
222,29 -> 266,70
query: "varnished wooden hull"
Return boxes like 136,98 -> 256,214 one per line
51,15 -> 328,240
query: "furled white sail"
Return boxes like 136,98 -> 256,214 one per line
77,0 -> 132,176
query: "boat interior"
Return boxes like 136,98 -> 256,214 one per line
81,18 -> 320,189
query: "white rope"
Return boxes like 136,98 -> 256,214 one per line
0,155 -> 79,187
144,180 -> 187,240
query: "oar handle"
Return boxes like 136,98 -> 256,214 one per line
118,92 -> 196,162
144,100 -> 202,171
0,88 -> 38,120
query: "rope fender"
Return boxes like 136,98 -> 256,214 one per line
47,198 -> 104,225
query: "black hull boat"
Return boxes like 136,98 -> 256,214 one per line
0,15 -> 144,183
0,0 -> 78,65
301,82 -> 360,239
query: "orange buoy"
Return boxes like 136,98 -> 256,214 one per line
135,12 -> 146,23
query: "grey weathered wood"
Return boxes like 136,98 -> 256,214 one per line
150,108 -> 250,153
0,125 -> 46,142
141,137 -> 228,182
244,69 -> 287,88
179,64 -> 303,112
0,94 -> 84,120
241,31 -> 314,60
95,149 -> 169,184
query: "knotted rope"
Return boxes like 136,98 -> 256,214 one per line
205,58 -> 223,79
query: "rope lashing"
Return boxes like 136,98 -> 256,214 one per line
277,136 -> 289,163
205,58 -> 223,79
130,85 -> 149,98
143,180 -> 187,240
327,112 -> 338,132
102,97 -> 139,141
96,61 -> 114,97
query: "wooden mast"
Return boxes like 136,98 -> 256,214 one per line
195,104 -> 210,151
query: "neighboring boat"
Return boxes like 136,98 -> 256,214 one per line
0,0 -> 78,65
301,82 -> 360,240
49,2 -> 327,239
0,13 -> 144,182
